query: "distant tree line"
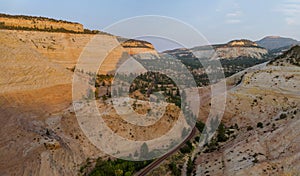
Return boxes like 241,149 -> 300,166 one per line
0,21 -> 105,34
0,13 -> 80,24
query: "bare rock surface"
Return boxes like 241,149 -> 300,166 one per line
195,47 -> 300,176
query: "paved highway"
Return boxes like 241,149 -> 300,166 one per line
137,127 -> 197,176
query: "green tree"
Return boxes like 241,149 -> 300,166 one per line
217,123 -> 228,142
186,156 -> 194,176
124,171 -> 132,176
114,169 -> 123,176
168,162 -> 181,176
257,122 -> 263,128
196,121 -> 205,132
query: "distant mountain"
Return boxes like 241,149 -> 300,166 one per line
164,39 -> 268,60
256,36 -> 300,51
269,45 -> 300,66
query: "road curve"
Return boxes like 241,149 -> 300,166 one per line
137,127 -> 197,176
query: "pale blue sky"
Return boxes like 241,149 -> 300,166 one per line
1,0 -> 299,50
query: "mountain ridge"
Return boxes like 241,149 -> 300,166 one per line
256,36 -> 300,51
164,39 -> 268,60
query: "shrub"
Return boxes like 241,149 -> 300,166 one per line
217,123 -> 228,142
257,122 -> 263,128
186,157 -> 194,176
280,113 -> 287,119
168,162 -> 181,176
180,141 -> 193,154
88,158 -> 152,176
247,126 -> 253,131
195,121 -> 205,132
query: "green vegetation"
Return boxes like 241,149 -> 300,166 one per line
253,157 -> 259,163
269,45 -> 300,66
280,113 -> 287,119
257,122 -> 264,128
87,158 -> 152,176
204,138 -> 219,153
0,13 -> 108,34
0,22 -> 101,34
195,121 -> 205,132
0,13 -> 79,24
186,156 -> 194,176
217,123 -> 228,142
180,141 -> 193,154
204,122 -> 234,153
136,55 -> 266,87
127,71 -> 182,107
247,126 -> 254,131
168,161 -> 181,176
175,55 -> 270,85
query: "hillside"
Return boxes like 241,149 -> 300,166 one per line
142,46 -> 300,176
0,14 -> 159,175
257,36 -> 300,51
193,45 -> 300,175
269,45 -> 300,66
1,13 -> 299,176
162,39 -> 270,84
0,29 -> 157,75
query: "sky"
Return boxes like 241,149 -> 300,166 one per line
1,0 -> 300,51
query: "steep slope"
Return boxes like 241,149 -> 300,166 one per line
0,29 -> 157,75
0,15 -> 159,176
257,36 -> 300,51
0,32 -> 72,93
195,46 -> 300,175
0,29 -> 103,176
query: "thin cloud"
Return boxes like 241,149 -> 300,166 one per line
225,10 -> 242,24
215,0 -> 243,24
226,11 -> 242,17
276,0 -> 300,25
225,19 -> 241,24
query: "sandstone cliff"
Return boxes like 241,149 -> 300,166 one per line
0,15 -> 158,176
0,13 -> 84,33
0,29 -> 157,76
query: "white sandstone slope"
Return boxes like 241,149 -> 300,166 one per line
195,46 -> 300,176
0,16 -> 158,175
